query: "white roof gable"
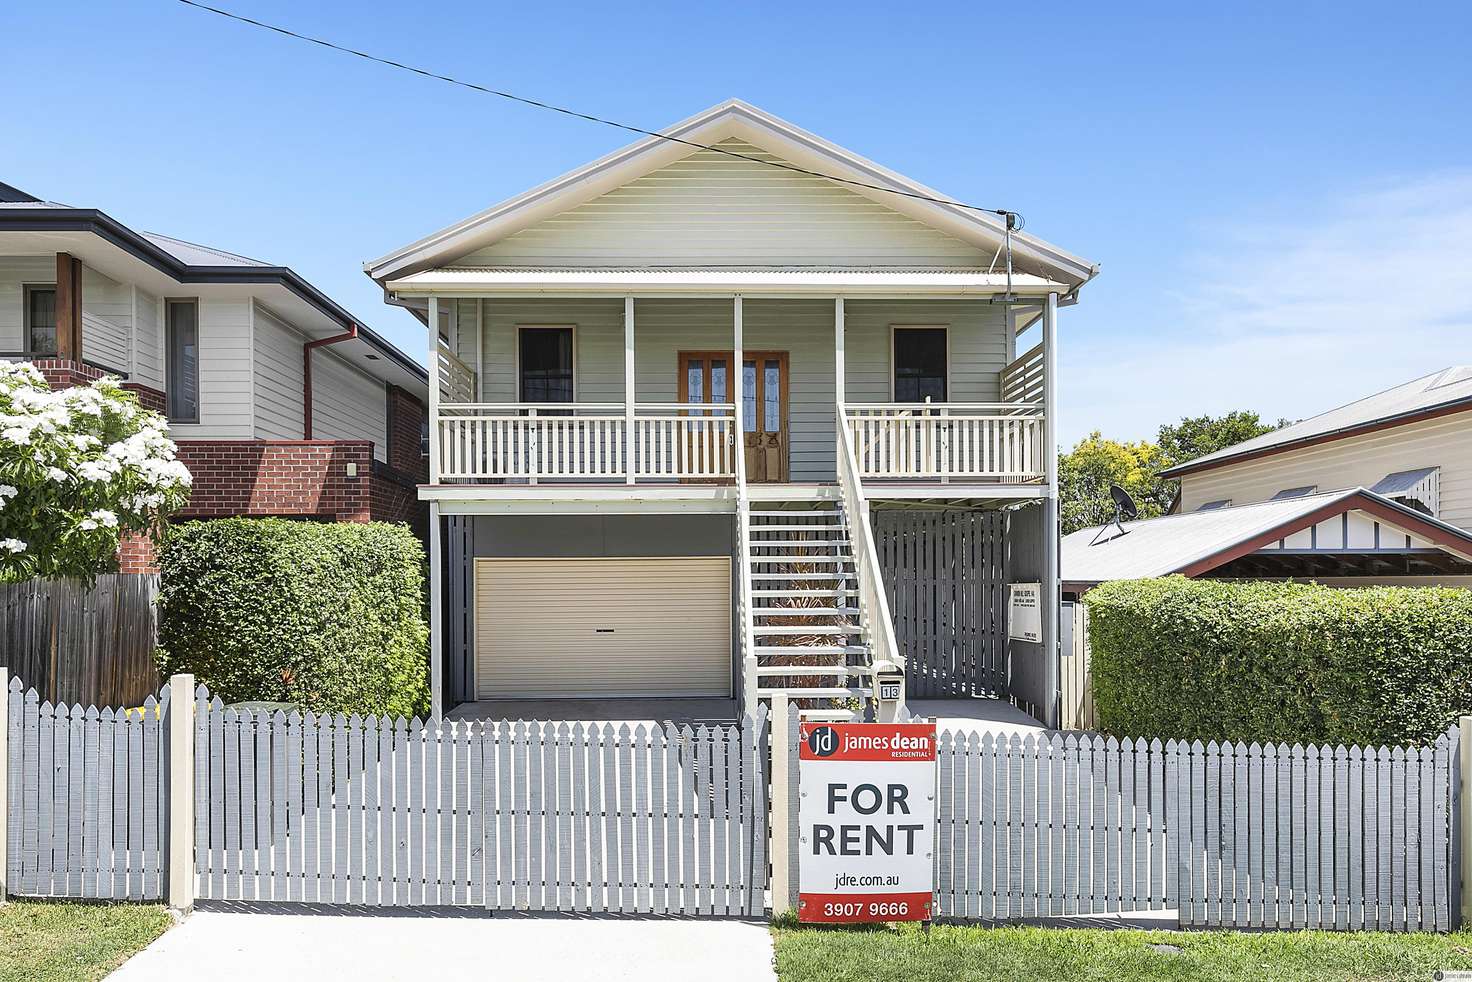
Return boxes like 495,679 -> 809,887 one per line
366,100 -> 1097,286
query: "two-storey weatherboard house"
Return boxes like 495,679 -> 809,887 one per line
0,181 -> 430,564
368,101 -> 1098,725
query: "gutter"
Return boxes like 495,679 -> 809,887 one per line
303,325 -> 359,439
0,208 -> 426,385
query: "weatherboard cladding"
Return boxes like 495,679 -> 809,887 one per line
453,297 -> 1008,481
1179,412 -> 1472,530
455,140 -> 991,269
1169,367 -> 1472,475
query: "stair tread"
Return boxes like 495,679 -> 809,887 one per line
748,524 -> 850,532
752,589 -> 859,597
754,644 -> 867,654
748,555 -> 849,563
748,509 -> 842,517
749,573 -> 854,580
749,539 -> 851,548
753,606 -> 860,616
753,625 -> 861,635
796,709 -> 862,722
758,687 -> 871,698
753,665 -> 868,676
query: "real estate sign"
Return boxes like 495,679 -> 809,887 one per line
797,721 -> 936,923
1007,582 -> 1042,642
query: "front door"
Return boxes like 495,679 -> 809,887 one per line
679,351 -> 788,482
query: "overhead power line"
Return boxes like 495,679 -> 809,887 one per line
173,0 -> 1023,228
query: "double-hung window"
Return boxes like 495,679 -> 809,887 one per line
892,327 -> 947,402
23,285 -> 57,357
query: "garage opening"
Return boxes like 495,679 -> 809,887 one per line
474,557 -> 733,700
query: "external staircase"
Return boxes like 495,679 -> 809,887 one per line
742,501 -> 873,721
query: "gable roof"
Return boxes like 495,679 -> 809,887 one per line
1162,367 -> 1472,479
1061,487 -> 1472,587
365,99 -> 1098,288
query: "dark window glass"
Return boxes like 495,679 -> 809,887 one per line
166,300 -> 199,422
893,328 -> 947,402
519,328 -> 574,404
24,287 -> 57,356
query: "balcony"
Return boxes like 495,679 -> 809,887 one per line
438,403 -> 737,482
842,403 -> 1045,482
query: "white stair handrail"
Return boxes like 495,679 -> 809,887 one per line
734,424 -> 759,712
834,403 -> 905,690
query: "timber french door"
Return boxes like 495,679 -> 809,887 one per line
679,351 -> 788,482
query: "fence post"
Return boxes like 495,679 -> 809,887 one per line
1461,715 -> 1472,928
167,673 -> 195,914
770,692 -> 791,918
0,666 -> 7,904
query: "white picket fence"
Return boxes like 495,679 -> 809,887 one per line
4,679 -> 170,900
2,669 -> 1463,933
930,727 -> 1457,931
191,693 -> 768,914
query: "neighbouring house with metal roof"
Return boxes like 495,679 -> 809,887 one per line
1164,366 -> 1472,530
368,98 -> 1100,728
1062,487 -> 1472,594
1061,367 -> 1472,594
0,180 -> 430,567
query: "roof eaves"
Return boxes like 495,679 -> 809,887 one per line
1160,395 -> 1472,479
0,207 -> 427,385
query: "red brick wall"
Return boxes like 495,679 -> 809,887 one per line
121,382 -> 166,414
118,533 -> 157,573
32,358 -> 105,389
174,440 -> 375,521
386,385 -> 428,481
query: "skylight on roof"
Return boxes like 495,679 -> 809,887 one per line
1195,499 -> 1232,511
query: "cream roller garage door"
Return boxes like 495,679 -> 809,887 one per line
475,557 -> 732,699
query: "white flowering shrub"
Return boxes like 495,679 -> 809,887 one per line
0,361 -> 191,581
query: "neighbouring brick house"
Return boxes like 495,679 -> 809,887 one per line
0,181 -> 430,570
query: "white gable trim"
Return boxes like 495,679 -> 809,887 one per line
366,100 -> 1097,286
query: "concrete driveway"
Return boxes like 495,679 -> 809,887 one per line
111,904 -> 776,982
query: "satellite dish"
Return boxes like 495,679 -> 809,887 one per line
1111,484 -> 1139,521
1091,484 -> 1138,546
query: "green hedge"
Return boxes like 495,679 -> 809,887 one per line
1085,576 -> 1472,746
157,518 -> 429,718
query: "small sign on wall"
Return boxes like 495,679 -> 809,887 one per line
797,721 -> 936,923
1008,582 -> 1042,643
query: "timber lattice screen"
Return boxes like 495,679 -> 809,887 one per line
875,511 -> 1006,698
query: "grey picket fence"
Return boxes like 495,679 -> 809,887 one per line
191,690 -> 770,915
932,727 -> 1457,931
5,678 -> 170,899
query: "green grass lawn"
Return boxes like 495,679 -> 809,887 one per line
773,921 -> 1472,982
0,900 -> 171,982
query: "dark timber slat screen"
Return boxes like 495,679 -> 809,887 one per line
0,575 -> 160,709
875,511 -> 1005,698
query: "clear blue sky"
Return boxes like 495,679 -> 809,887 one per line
5,0 -> 1470,443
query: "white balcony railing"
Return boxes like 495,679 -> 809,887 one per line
437,403 -> 737,482
842,402 -> 1046,481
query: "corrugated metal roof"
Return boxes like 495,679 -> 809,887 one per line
139,231 -> 270,268
1063,491 -> 1358,583
391,266 -> 1066,294
1164,367 -> 1472,475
